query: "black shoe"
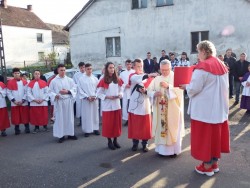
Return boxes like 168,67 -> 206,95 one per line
1,131 -> 7,137
108,141 -> 116,150
233,101 -> 239,105
43,126 -> 49,132
132,144 -> 138,151
113,140 -> 121,149
15,130 -> 21,135
142,145 -> 149,152
124,120 -> 128,126
93,130 -> 100,135
246,110 -> 250,114
68,135 -> 78,140
229,95 -> 233,99
25,129 -> 30,134
84,133 -> 90,137
170,154 -> 177,158
58,136 -> 65,143
33,128 -> 40,134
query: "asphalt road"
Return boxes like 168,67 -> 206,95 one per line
0,98 -> 250,188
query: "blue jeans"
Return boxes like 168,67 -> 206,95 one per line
235,81 -> 242,102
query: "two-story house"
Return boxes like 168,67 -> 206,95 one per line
0,0 -> 52,67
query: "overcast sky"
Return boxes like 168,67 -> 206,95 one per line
7,0 -> 89,25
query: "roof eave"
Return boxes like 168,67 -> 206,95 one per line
63,0 -> 95,31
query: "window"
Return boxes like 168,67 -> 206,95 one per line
156,0 -> 174,6
37,33 -> 43,42
38,52 -> 45,61
106,37 -> 121,57
191,31 -> 209,53
132,0 -> 147,9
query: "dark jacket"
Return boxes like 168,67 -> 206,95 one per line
224,56 -> 236,74
143,59 -> 155,74
234,60 -> 250,82
159,55 -> 169,63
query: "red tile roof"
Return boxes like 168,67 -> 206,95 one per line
46,23 -> 69,44
0,5 -> 50,30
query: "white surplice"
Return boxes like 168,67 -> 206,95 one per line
73,72 -> 85,118
27,82 -> 49,106
186,69 -> 229,124
148,73 -> 185,155
49,75 -> 77,138
7,81 -> 28,107
242,76 -> 250,96
119,69 -> 135,120
78,74 -> 99,133
0,86 -> 7,108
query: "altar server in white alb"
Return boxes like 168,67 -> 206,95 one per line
27,70 -> 49,133
0,79 -> 10,137
49,64 -> 78,143
73,62 -> 85,124
119,59 -> 135,126
78,63 -> 100,137
148,60 -> 185,157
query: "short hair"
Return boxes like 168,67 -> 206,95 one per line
0,75 -> 4,82
125,59 -> 132,64
57,64 -> 65,69
78,62 -> 85,67
160,59 -> 171,68
53,69 -> 58,75
181,52 -> 187,56
153,57 -> 157,60
134,58 -> 143,65
240,52 -> 247,56
34,70 -> 41,73
169,53 -> 175,56
147,52 -> 151,55
12,68 -> 20,73
161,50 -> 166,53
197,40 -> 216,58
226,48 -> 232,52
85,63 -> 92,68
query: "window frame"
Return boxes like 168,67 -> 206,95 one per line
132,0 -> 148,9
105,37 -> 121,57
191,31 -> 209,53
38,52 -> 45,61
156,0 -> 174,7
37,33 -> 43,43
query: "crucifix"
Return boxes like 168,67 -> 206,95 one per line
159,96 -> 166,111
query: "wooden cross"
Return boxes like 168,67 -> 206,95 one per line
159,97 -> 166,111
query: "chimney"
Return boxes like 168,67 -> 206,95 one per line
1,0 -> 7,8
27,4 -> 32,11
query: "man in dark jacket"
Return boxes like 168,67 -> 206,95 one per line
224,48 -> 236,98
143,52 -> 155,74
159,50 -> 169,63
234,53 -> 250,105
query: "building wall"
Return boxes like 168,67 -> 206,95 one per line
53,44 -> 69,64
2,26 -> 52,67
69,0 -> 250,68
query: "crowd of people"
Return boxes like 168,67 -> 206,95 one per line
1,40 -> 249,177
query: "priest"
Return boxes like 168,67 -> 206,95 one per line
27,70 -> 49,133
49,64 -> 77,143
148,60 -> 185,157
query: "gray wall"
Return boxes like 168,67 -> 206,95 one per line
69,0 -> 250,69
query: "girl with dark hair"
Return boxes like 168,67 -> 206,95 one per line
97,62 -> 123,150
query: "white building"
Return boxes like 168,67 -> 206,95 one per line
0,1 -> 52,67
65,0 -> 250,68
46,23 -> 70,64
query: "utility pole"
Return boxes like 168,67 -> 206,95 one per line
0,19 -> 7,83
